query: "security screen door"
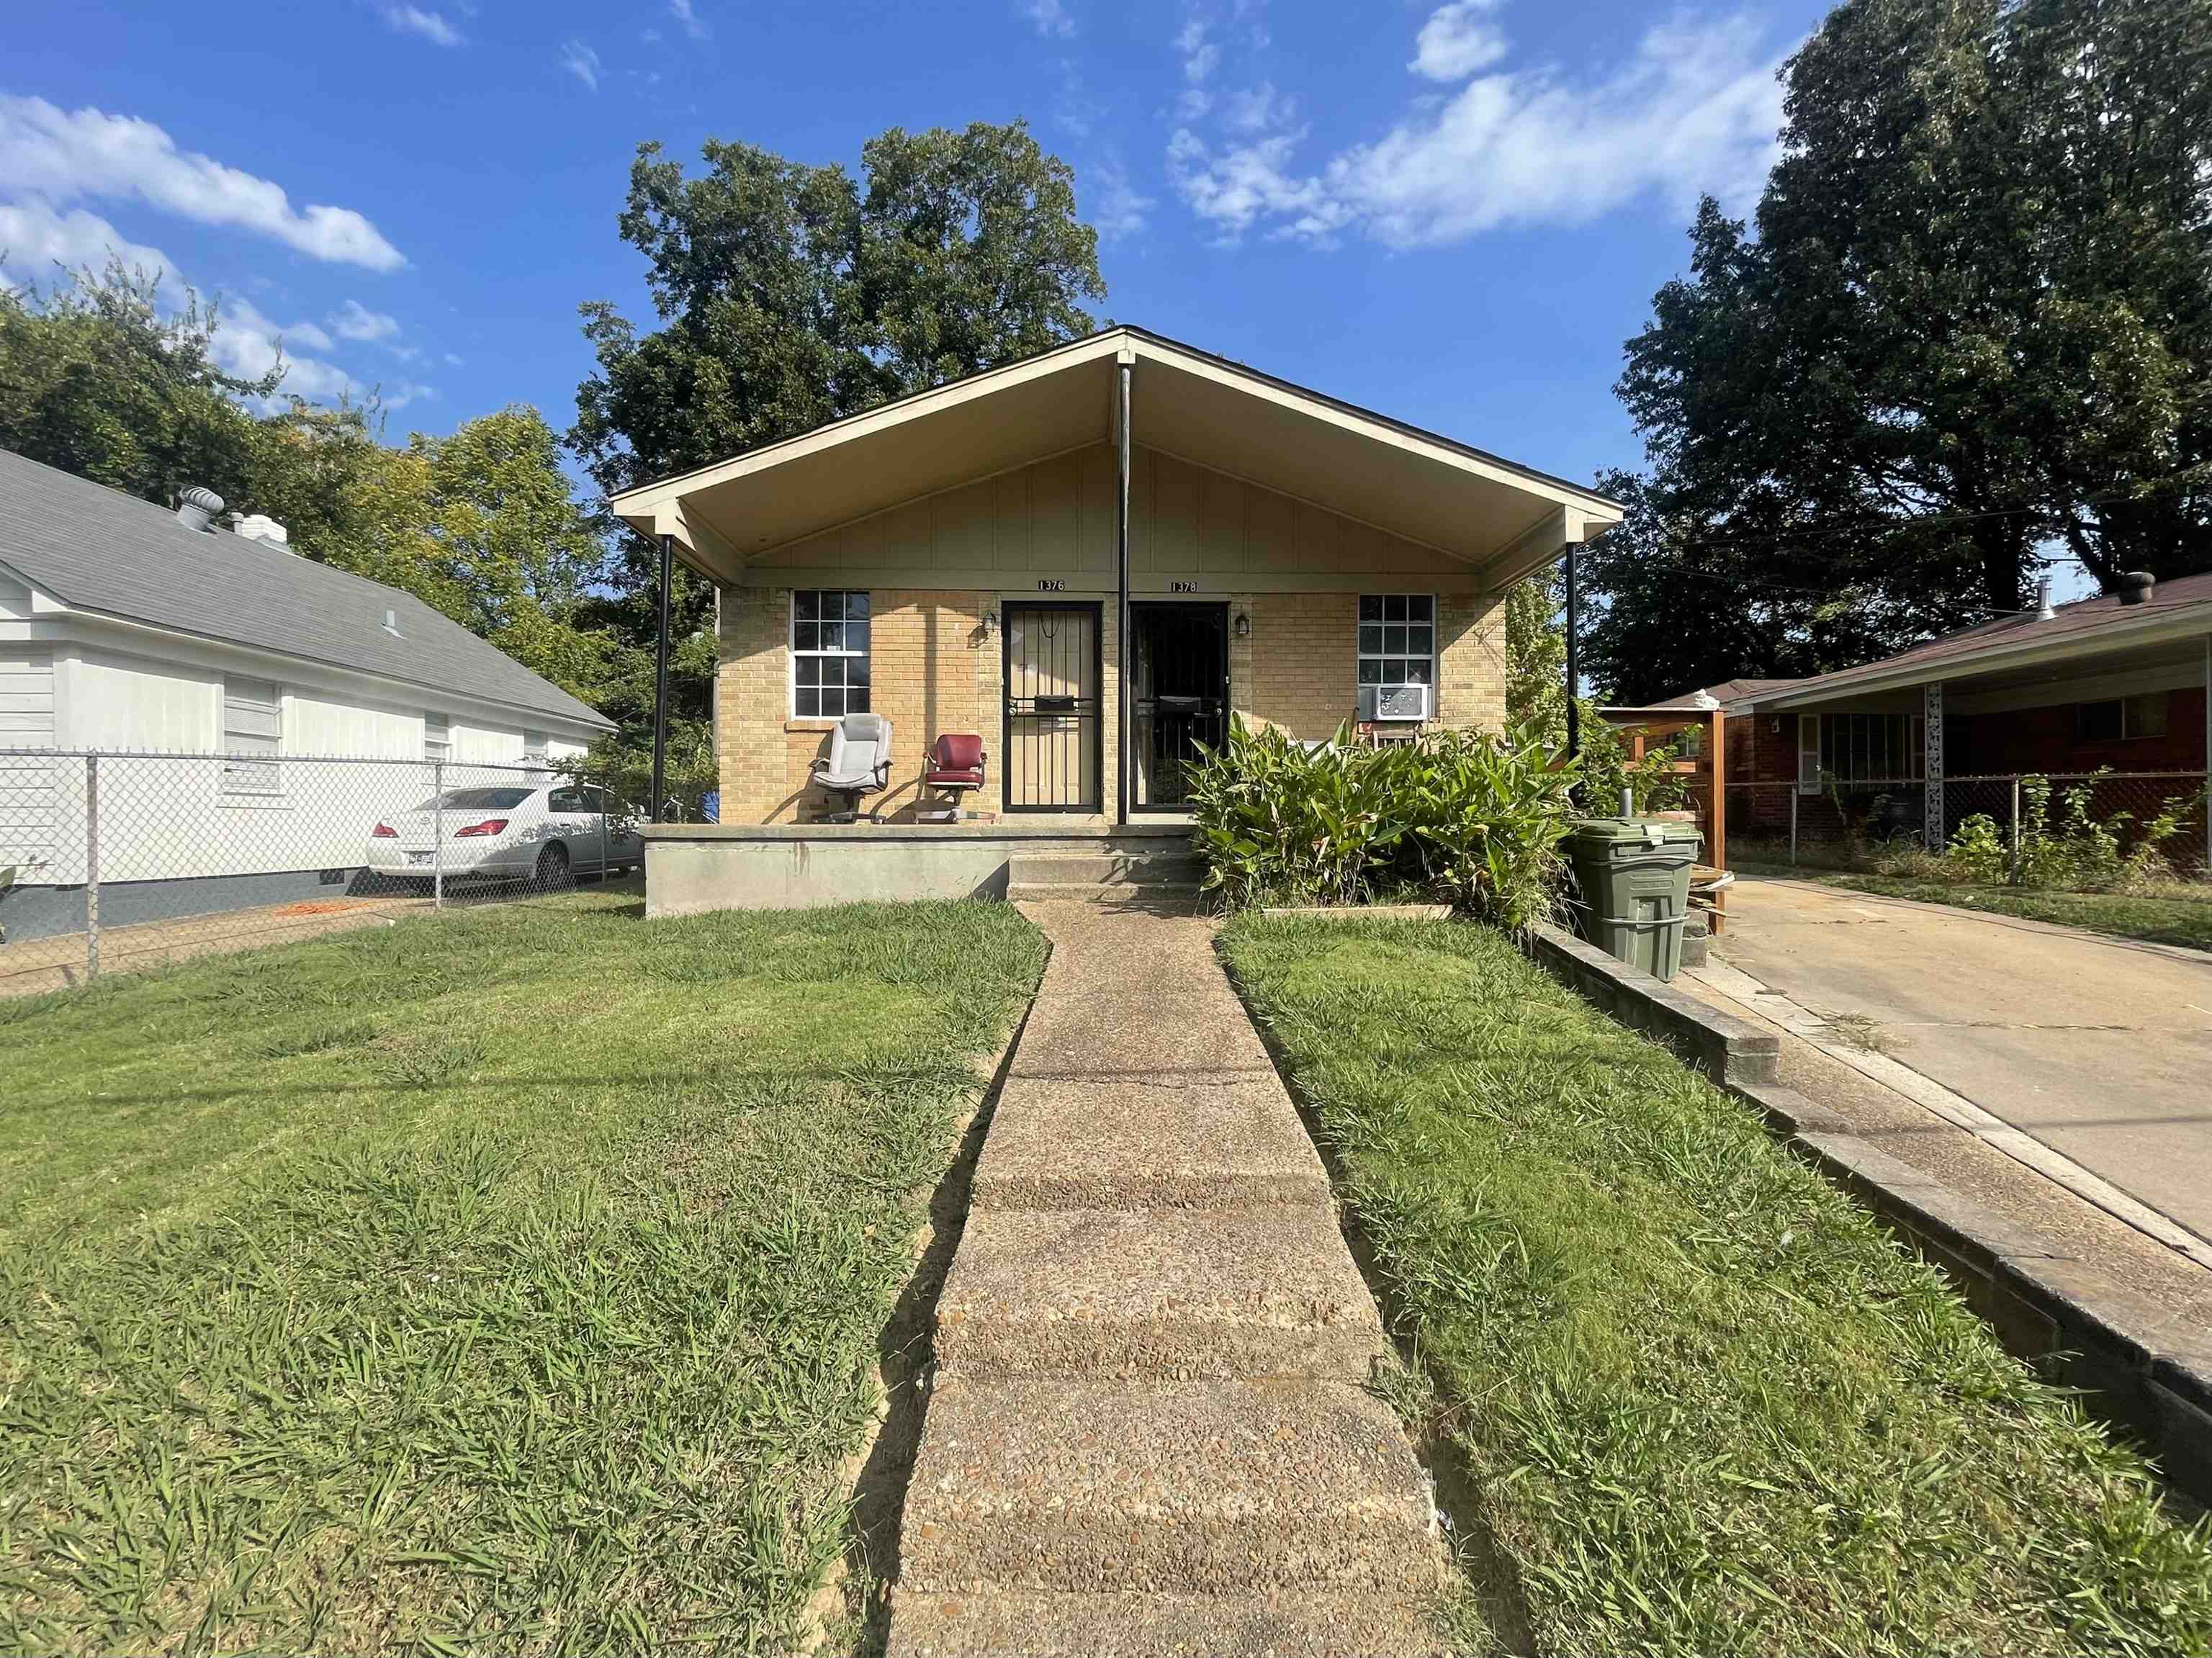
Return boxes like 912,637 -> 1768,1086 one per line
1002,603 -> 1101,812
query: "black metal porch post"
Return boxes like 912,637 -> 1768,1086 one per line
652,531 -> 673,821
1116,359 -> 1133,825
1564,538 -> 1581,764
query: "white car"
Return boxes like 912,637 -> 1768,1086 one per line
366,782 -> 642,888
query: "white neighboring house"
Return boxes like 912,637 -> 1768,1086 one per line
0,447 -> 615,937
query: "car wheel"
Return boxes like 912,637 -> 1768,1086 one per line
532,843 -> 573,892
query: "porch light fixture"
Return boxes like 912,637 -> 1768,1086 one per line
1234,611 -> 1250,639
980,605 -> 999,639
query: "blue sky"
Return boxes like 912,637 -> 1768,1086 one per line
5,0 -> 1834,495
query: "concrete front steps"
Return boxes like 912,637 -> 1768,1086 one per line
1004,850 -> 1205,906
886,903 -> 1444,1658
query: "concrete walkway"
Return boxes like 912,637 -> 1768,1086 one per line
1707,877 -> 2212,1253
888,904 -> 1442,1657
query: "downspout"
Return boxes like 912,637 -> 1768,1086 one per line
652,531 -> 674,822
1116,356 -> 1133,826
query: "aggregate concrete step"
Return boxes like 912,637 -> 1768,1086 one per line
937,1206 -> 1387,1380
886,1587 -> 1447,1658
1006,852 -> 1206,887
1007,881 -> 1205,906
900,1376 -> 1437,1597
974,1076 -> 1331,1210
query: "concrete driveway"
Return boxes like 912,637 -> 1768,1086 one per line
1707,877 -> 2212,1250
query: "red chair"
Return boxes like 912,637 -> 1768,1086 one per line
921,733 -> 986,821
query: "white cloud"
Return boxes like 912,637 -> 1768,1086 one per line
1023,0 -> 1074,37
1086,156 -> 1153,241
328,298 -> 401,343
1177,17 -> 1220,85
1171,8 -> 1786,247
381,4 -> 464,47
213,297 -> 355,402
0,197 -> 180,295
1223,81 -> 1291,135
668,0 -> 709,41
1410,1 -> 1508,81
444,351 -> 465,366
559,40 -> 602,91
0,95 -> 405,271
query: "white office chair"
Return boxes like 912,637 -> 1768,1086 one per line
811,713 -> 894,822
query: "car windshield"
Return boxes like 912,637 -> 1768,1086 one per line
410,786 -> 535,811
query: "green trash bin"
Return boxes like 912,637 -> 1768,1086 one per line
1566,814 -> 1704,981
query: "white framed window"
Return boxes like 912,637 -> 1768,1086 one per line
791,590 -> 871,718
220,677 -> 283,796
424,712 -> 451,764
523,730 -> 549,768
1357,595 -> 1435,716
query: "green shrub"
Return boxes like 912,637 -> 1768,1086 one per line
1186,716 -> 1581,927
1923,773 -> 2206,893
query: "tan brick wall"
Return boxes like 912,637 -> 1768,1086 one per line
718,582 -> 1511,823
1236,589 -> 1508,741
718,587 -> 994,824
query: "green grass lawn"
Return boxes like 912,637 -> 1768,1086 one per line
1220,914 -> 2212,1657
1,890 -> 1045,1655
1768,868 -> 2212,953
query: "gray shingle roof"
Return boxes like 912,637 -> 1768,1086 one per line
0,447 -> 613,731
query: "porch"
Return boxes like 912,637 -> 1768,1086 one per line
642,819 -> 1197,915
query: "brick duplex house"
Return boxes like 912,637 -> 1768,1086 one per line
610,327 -> 1623,828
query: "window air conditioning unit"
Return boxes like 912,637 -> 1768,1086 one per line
1359,683 -> 1430,722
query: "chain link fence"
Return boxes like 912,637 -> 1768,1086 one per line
0,749 -> 717,996
1724,771 -> 2210,875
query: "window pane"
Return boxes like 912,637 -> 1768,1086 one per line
1408,626 -> 1432,657
796,686 -> 820,718
796,590 -> 820,622
1358,657 -> 1380,685
1385,659 -> 1406,685
796,657 -> 821,688
1384,595 -> 1407,622
844,591 -> 870,621
1359,624 -> 1383,654
2127,693 -> 2169,737
850,682 -> 870,713
1407,595 -> 1432,622
1385,625 -> 1407,654
846,657 -> 871,690
845,620 -> 868,656
1404,659 -> 1431,685
818,621 -> 844,654
1359,595 -> 1383,622
793,620 -> 818,652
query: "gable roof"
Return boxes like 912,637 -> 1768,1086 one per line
1606,677 -> 1807,713
610,325 -> 1624,588
0,448 -> 613,731
1744,572 -> 2212,710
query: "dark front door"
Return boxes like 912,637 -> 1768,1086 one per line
1133,603 -> 1228,811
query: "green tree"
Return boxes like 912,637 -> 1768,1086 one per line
570,120 -> 1106,752
1609,0 -> 2212,692
0,261 -> 273,507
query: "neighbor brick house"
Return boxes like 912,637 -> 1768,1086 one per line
611,327 -> 1623,829
1673,574 -> 2212,862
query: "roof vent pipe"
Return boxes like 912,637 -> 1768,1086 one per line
2116,570 -> 2155,606
174,486 -> 225,532
2035,575 -> 2055,621
382,608 -> 403,638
